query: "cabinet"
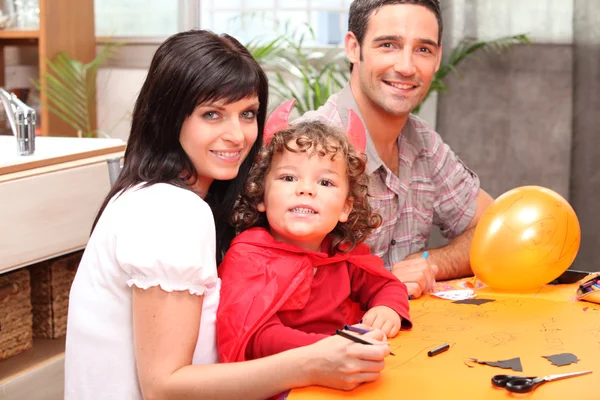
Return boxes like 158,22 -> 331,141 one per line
0,0 -> 96,137
0,136 -> 125,399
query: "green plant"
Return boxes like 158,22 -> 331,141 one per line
246,28 -> 348,115
247,31 -> 530,114
32,42 -> 123,138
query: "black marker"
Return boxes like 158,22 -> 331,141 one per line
335,330 -> 395,356
427,343 -> 450,357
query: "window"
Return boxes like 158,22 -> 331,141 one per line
200,0 -> 351,46
95,0 -> 181,38
96,0 -> 351,46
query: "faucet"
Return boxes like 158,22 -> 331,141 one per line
0,88 -> 36,156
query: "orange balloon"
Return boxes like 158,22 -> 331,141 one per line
470,186 -> 581,291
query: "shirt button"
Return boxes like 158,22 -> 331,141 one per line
391,239 -> 396,246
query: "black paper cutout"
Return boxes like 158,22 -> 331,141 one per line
468,357 -> 523,372
453,298 -> 496,306
543,353 -> 580,366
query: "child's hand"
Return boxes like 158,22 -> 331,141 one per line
361,306 -> 401,338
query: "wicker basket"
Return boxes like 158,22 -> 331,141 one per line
29,251 -> 81,339
0,269 -> 33,361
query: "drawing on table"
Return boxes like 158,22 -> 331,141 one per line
541,324 -> 562,333
459,310 -> 497,320
419,325 -> 472,332
411,301 -> 456,319
540,318 -> 562,333
386,338 -> 455,370
543,335 -> 565,349
587,327 -> 600,340
495,299 -> 527,307
476,332 -> 517,347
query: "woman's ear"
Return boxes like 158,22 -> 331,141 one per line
339,197 -> 354,223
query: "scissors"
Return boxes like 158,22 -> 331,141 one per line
491,371 -> 592,393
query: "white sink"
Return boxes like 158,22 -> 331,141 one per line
0,136 -> 126,174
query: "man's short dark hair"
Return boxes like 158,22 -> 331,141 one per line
348,0 -> 443,71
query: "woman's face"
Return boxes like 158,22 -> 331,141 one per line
180,96 -> 260,194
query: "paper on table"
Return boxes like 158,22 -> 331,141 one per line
431,289 -> 475,301
543,353 -> 580,366
467,357 -> 523,372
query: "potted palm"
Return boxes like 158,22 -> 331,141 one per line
32,43 -> 122,138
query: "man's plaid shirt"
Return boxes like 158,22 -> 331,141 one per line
300,84 -> 480,270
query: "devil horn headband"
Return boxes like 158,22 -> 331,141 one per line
263,99 -> 366,153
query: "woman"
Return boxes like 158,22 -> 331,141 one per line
64,30 -> 390,400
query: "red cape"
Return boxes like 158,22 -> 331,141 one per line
217,227 -> 408,363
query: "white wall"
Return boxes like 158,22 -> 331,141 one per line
475,0 -> 573,43
96,68 -> 147,140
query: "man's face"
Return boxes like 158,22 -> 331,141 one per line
345,4 -> 442,117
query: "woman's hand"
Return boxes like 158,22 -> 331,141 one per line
361,306 -> 402,338
296,328 -> 390,391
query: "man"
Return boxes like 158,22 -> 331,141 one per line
301,0 -> 494,298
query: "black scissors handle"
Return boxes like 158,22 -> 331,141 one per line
491,375 -> 541,393
505,377 -> 544,393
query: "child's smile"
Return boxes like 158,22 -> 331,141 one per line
288,205 -> 318,216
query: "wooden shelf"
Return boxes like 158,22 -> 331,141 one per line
0,338 -> 65,384
0,29 -> 39,39
0,0 -> 96,137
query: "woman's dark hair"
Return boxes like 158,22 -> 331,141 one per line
93,30 -> 269,264
231,120 -> 382,253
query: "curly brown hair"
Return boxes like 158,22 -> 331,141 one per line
231,119 -> 382,253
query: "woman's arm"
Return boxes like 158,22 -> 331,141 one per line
133,286 -> 390,400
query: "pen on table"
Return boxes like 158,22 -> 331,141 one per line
581,279 -> 597,288
427,343 -> 450,357
344,325 -> 371,335
336,329 -> 395,356
344,325 -> 394,346
408,251 -> 429,300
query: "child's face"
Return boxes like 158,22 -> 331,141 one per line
258,142 -> 352,252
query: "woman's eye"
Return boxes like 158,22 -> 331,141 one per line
203,111 -> 219,119
242,110 -> 257,120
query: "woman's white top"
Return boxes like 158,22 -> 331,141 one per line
65,183 -> 220,399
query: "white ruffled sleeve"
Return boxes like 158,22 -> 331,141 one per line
114,184 -> 218,296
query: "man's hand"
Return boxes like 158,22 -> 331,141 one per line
391,257 -> 439,298
361,306 -> 402,338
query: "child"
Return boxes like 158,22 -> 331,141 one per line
217,101 -> 411,363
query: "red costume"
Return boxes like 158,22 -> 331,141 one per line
217,227 -> 412,363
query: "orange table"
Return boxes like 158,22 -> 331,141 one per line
289,279 -> 600,400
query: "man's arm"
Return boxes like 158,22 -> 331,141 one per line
393,189 -> 494,297
406,188 -> 494,280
